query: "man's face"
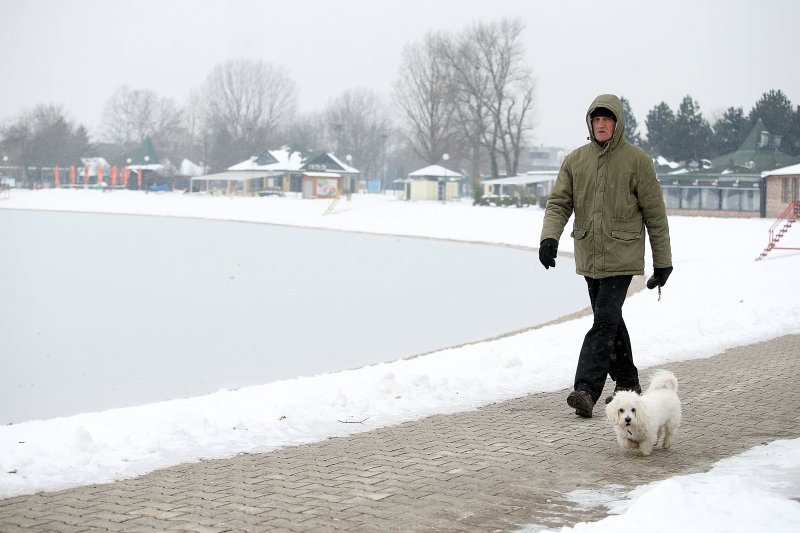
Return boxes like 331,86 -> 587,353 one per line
592,116 -> 616,144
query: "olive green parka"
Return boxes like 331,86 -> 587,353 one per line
540,94 -> 672,278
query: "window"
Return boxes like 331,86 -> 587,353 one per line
681,188 -> 701,209
663,184 -> 758,211
700,188 -> 720,210
663,187 -> 681,209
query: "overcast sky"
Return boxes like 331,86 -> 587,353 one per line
2,0 -> 797,150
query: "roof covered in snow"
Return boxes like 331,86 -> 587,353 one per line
483,172 -> 558,186
302,152 -> 359,174
408,165 -> 463,179
179,159 -> 205,177
228,147 -> 305,172
762,162 -> 800,178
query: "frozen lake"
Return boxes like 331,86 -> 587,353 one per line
1,209 -> 584,423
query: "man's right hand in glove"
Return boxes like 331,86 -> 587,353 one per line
539,238 -> 558,269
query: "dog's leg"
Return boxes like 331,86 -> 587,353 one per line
636,438 -> 654,456
615,429 -> 640,451
662,421 -> 677,449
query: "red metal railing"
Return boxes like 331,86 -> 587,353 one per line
757,200 -> 799,260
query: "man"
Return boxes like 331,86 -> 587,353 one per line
539,94 -> 673,418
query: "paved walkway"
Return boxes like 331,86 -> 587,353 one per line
2,334 -> 799,532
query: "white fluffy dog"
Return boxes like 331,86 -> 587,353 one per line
605,370 -> 681,456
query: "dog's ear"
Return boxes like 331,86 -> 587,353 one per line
605,399 -> 620,423
631,396 -> 649,429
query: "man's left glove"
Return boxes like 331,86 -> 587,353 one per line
646,266 -> 673,289
539,238 -> 558,269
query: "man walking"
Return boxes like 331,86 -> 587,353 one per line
539,94 -> 673,418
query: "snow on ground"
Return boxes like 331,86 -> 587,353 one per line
527,438 -> 800,532
1,189 -> 799,530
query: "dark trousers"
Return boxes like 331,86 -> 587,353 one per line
574,275 -> 638,402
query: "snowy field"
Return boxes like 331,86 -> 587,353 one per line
1,189 -> 799,531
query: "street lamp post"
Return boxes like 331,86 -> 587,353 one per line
345,154 -> 353,195
0,155 -> 8,194
441,153 -> 450,203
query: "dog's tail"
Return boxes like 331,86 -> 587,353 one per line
646,369 -> 678,393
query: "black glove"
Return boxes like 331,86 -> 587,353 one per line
539,239 -> 558,269
646,266 -> 673,289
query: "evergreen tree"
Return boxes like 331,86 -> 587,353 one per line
710,107 -> 748,157
0,104 -> 89,183
644,102 -> 675,158
748,90 -> 797,155
671,95 -> 712,162
788,105 -> 800,156
749,89 -> 793,136
620,96 -> 642,147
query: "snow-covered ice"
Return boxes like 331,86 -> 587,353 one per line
1,189 -> 799,531
2,208 -> 585,423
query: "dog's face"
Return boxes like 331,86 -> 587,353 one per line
605,390 -> 643,429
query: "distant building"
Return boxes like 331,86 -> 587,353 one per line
710,118 -> 797,172
404,165 -> 464,202
189,149 -> 361,198
300,152 -> 360,199
762,163 -> 800,218
659,119 -> 800,218
522,146 -> 566,172
190,147 -> 303,195
482,172 -> 558,201
123,136 -> 169,190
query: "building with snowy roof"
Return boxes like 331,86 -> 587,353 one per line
762,162 -> 800,218
404,164 -> 464,202
658,119 -> 800,218
189,147 -> 304,195
300,152 -> 360,199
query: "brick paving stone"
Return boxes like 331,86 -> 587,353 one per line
0,334 -> 798,531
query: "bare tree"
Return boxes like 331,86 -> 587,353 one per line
468,18 -> 535,177
199,59 -> 298,169
178,90 -> 209,167
443,18 -> 535,179
394,32 -> 459,164
277,111 -> 327,153
323,88 -> 393,186
100,86 -> 183,147
439,32 -> 494,180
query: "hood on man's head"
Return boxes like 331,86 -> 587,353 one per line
586,94 -> 625,146
590,107 -> 616,121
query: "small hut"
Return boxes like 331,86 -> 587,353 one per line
406,165 -> 463,201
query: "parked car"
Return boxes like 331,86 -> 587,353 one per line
258,187 -> 283,197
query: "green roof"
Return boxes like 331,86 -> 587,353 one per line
302,152 -> 345,172
710,118 -> 798,172
132,137 -> 160,165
